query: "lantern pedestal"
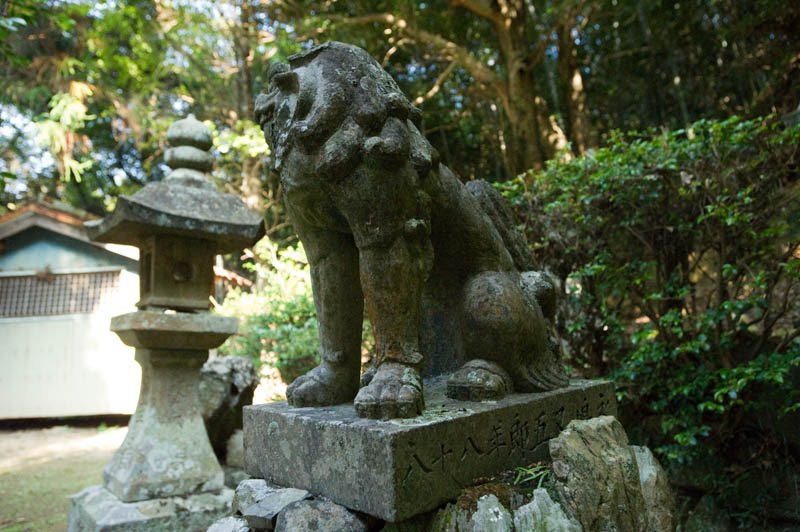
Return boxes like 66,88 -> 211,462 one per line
103,312 -> 237,503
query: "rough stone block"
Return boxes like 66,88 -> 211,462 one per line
632,445 -> 676,532
67,484 -> 232,532
469,495 -> 513,531
200,354 -> 258,463
241,488 -> 310,530
512,488 -> 581,532
549,416 -> 646,532
233,478 -> 276,514
275,499 -> 369,532
207,516 -> 250,532
244,379 -> 616,522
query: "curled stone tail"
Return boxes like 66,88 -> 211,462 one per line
514,346 -> 569,392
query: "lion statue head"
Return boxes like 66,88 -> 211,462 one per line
255,41 -> 438,182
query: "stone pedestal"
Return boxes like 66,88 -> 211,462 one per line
69,312 -> 238,531
244,378 -> 616,523
68,485 -> 233,532
102,312 -> 237,502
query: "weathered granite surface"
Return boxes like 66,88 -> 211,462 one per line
111,311 -> 238,350
103,313 -> 236,503
232,479 -> 277,514
102,347 -> 225,502
67,485 -> 232,532
84,182 -> 264,254
512,488 -> 582,532
632,445 -> 676,532
240,488 -> 310,530
207,516 -> 250,532
275,499 -> 369,532
469,494 -> 513,531
200,356 -> 258,462
244,378 -> 615,522
549,416 -> 648,532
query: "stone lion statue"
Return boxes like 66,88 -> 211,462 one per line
255,42 -> 567,419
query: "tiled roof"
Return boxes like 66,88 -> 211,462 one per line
0,270 -> 121,318
0,200 -> 94,227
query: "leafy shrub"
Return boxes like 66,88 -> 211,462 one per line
217,238 -> 374,383
217,239 -> 320,382
500,116 -> 800,492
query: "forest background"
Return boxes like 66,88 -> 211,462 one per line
1,0 -> 799,526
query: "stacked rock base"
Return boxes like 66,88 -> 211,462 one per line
210,415 -> 678,532
68,485 -> 233,532
210,480 -> 371,532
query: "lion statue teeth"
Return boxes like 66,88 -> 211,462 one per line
255,41 -> 568,420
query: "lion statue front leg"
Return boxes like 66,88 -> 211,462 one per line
351,232 -> 429,419
285,181 -> 430,419
283,218 -> 364,408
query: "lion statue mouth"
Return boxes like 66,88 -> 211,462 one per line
254,63 -> 298,173
255,41 -> 567,420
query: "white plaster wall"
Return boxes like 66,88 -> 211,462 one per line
0,270 -> 141,419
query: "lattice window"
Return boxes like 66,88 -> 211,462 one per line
0,271 -> 121,318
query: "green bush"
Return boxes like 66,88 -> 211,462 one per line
500,116 -> 800,492
217,239 -> 374,384
217,239 -> 320,382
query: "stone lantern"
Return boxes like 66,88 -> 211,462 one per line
68,115 -> 264,531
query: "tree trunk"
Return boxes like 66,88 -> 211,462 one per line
240,156 -> 263,210
352,5 -> 571,173
557,10 -> 592,154
237,0 -> 255,119
490,1 -> 565,173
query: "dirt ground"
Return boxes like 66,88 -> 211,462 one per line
0,373 -> 321,532
0,423 -> 127,532
0,374 -> 286,532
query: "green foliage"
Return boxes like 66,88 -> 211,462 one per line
502,116 -> 800,489
1,0 -> 300,218
3,0 -> 799,217
36,89 -> 95,182
216,238 -> 374,383
513,463 -> 550,492
585,0 -> 800,131
212,120 -> 270,160
217,239 -> 320,382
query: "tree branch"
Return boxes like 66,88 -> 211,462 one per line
450,0 -> 502,25
382,38 -> 411,67
414,61 -> 457,105
330,13 -> 500,87
402,24 -> 499,86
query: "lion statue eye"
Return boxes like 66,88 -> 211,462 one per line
266,61 -> 289,83
272,71 -> 299,93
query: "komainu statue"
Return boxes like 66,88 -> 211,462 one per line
255,42 -> 568,419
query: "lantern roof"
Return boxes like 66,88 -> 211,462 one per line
86,115 -> 264,253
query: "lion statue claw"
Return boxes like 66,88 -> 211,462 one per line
255,42 -> 567,420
